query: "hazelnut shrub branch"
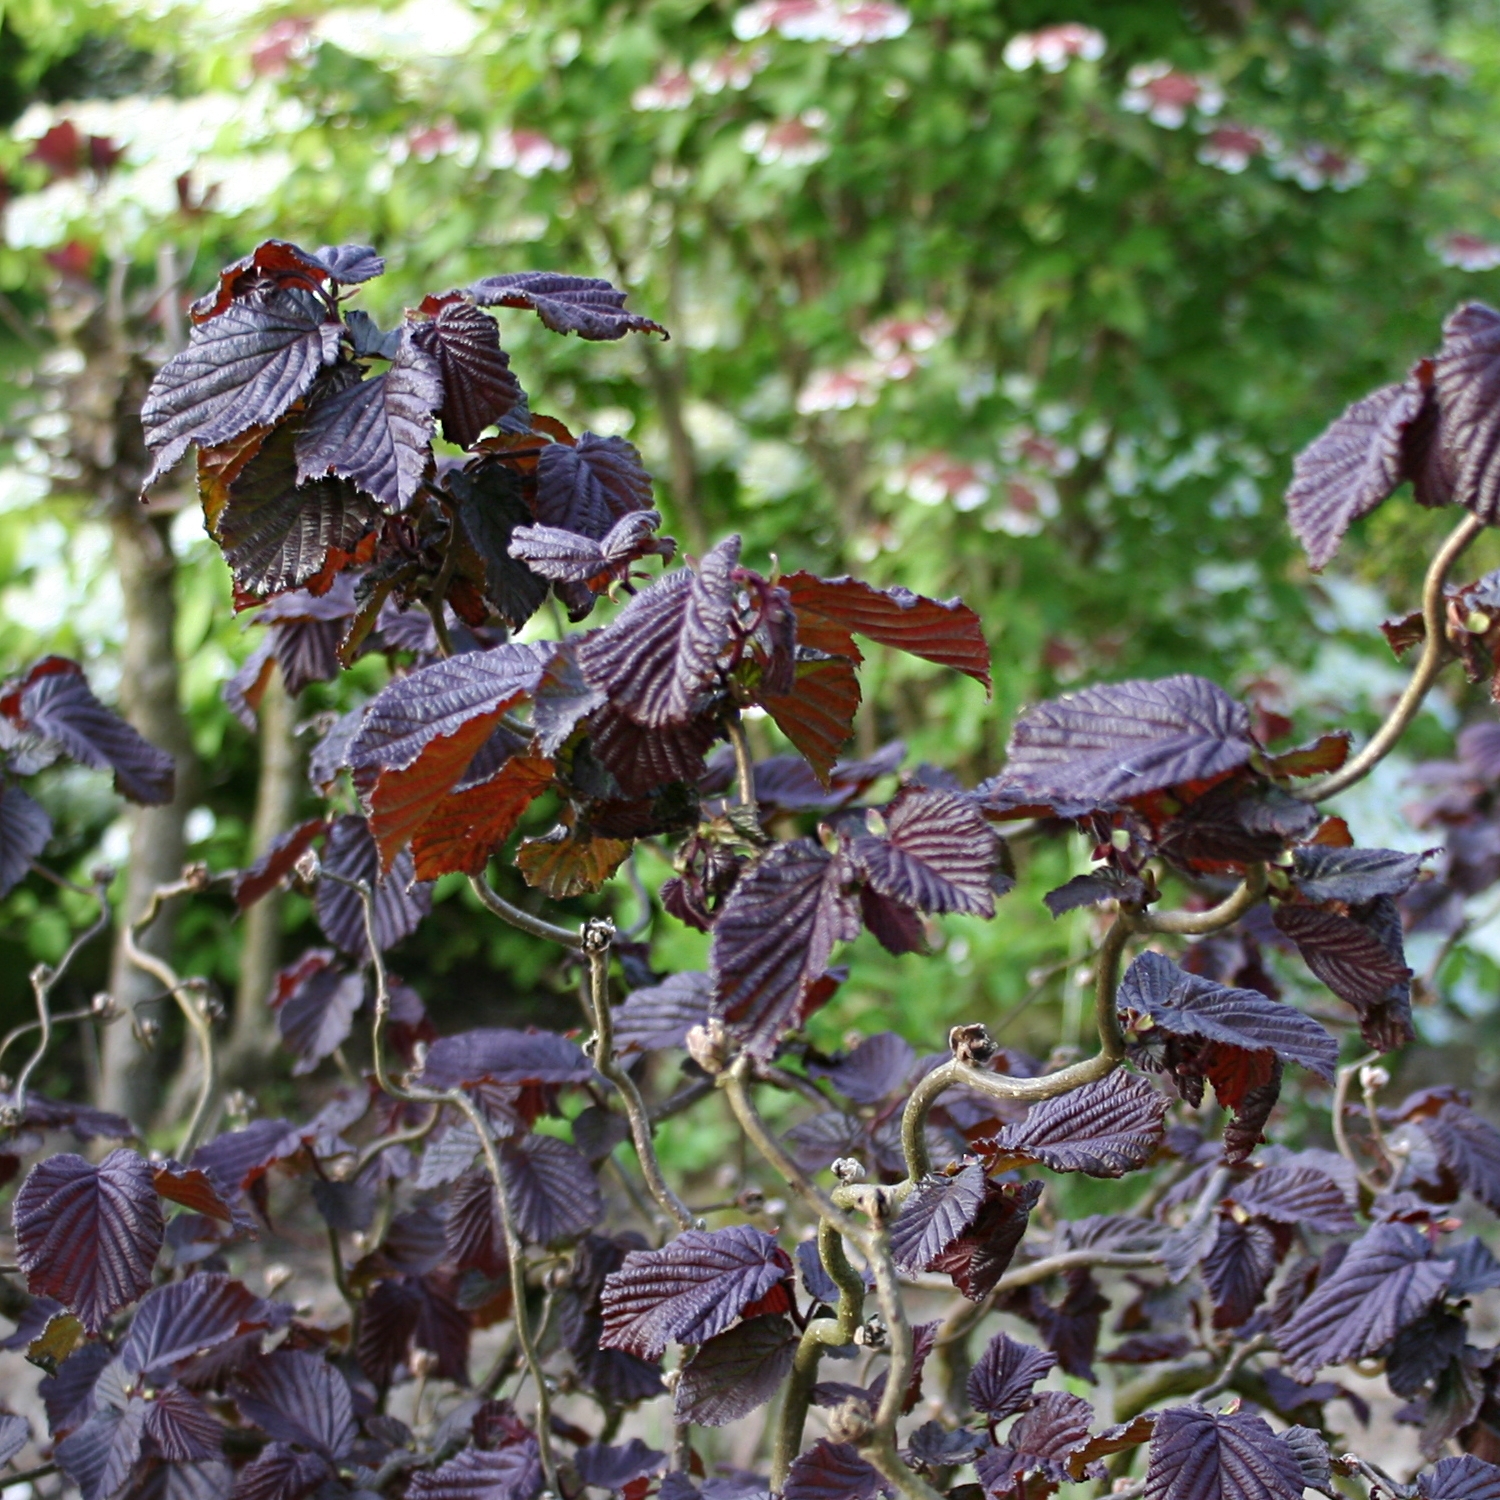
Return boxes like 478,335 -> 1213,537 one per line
6,247 -> 1500,1500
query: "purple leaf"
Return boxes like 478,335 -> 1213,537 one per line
143,1384 -> 222,1461
935,1179 -> 1044,1302
312,243 -> 384,282
989,1073 -> 1167,1177
1285,379 -> 1427,569
1277,1222 -> 1454,1379
889,1164 -> 990,1274
466,271 -> 667,341
0,784 -> 50,897
1225,1164 -> 1357,1234
269,950 -> 365,1073
1007,1390 -> 1097,1480
141,287 -> 341,486
577,538 -> 741,729
0,1413 -> 27,1468
599,1225 -> 793,1360
208,425 -> 377,599
231,1350 -> 354,1459
1201,1215 -> 1279,1329
587,703 -> 721,797
55,1403 -> 147,1500
502,1134 -> 603,1245
445,458 -> 551,630
294,328 -> 441,510
1273,901 -> 1413,1048
848,788 -> 1007,917
1044,868 -> 1146,919
1419,1457 -> 1500,1500
708,838 -> 860,1059
966,1330 -> 1057,1419
1118,950 -> 1337,1081
1417,1098 -> 1500,1212
229,1442 -> 334,1500
445,1171 -> 507,1277
419,1029 -> 594,1090
673,1314 -> 799,1426
189,1117 -> 302,1196
1436,304 -> 1500,524
612,972 -> 711,1054
535,433 -> 655,539
1291,845 -> 1427,904
14,1148 -> 163,1335
783,1441 -> 890,1500
510,511 -> 669,587
574,1440 -> 667,1492
120,1274 -> 272,1379
412,299 -> 521,449
1144,1406 -> 1303,1500
2,657 -> 174,804
406,1442 -> 544,1500
39,1342 -> 111,1436
532,643 -> 607,756
996,675 -> 1255,810
808,1032 -> 918,1105
313,815 -> 431,957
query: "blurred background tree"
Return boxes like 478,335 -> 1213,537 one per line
4,0 -> 1500,1138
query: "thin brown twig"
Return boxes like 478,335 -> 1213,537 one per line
1333,1051 -> 1383,1196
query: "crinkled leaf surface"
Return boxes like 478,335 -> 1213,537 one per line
0,784 -> 51,898
231,1350 -> 354,1459
990,1073 -> 1168,1177
848,788 -> 1004,917
967,1330 -> 1057,1419
413,298 -> 521,449
420,1029 -> 594,1090
1144,1406 -> 1303,1500
467,270 -> 667,340
612,972 -> 712,1054
673,1314 -> 799,1426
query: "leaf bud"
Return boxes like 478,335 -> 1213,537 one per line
685,1019 -> 731,1074
949,1023 -> 998,1066
182,861 -> 212,893
1467,610 -> 1492,635
294,848 -> 321,884
828,1395 -> 874,1445
90,864 -> 117,886
581,916 -> 616,953
832,1157 -> 866,1184
736,1187 -> 766,1213
136,1016 -> 161,1047
855,1315 -> 888,1349
91,991 -> 118,1019
1359,1064 -> 1390,1093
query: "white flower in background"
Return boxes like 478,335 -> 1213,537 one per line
691,47 -> 769,93
1435,233 -> 1500,272
1002,24 -> 1105,73
389,120 -> 478,165
1196,123 -> 1278,174
249,17 -> 313,78
896,453 -> 993,511
796,362 -> 882,413
487,128 -> 571,177
1001,427 -> 1077,476
985,477 -> 1059,535
632,66 -> 695,112
310,0 -> 481,60
742,111 -> 829,166
861,310 -> 949,370
1271,143 -> 1365,192
733,0 -> 909,47
1121,62 -> 1223,129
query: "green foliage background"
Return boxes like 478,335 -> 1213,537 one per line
4,0 -> 1500,1114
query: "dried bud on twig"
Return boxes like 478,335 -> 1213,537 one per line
949,1023 -> 998,1066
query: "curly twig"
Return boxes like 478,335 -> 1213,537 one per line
468,872 -> 585,949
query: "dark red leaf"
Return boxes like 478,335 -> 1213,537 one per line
757,652 -> 861,783
409,754 -> 555,880
534,433 -> 654,539
612,972 -> 712,1054
1419,1457 -> 1500,1500
445,1171 -> 508,1278
848,788 -> 1006,917
995,675 -> 1254,811
783,1441 -> 890,1500
1201,1215 -> 1280,1329
1285,379 -> 1427,569
966,1330 -> 1056,1419
1291,845 -> 1427,904
231,1351 -> 354,1459
574,1441 -> 667,1492
859,884 -> 926,954
501,1134 -> 603,1245
1143,1406 -> 1303,1500
673,1314 -> 799,1426
587,702 -> 720,797
14,1148 -> 164,1335
1263,732 -> 1351,779
141,287 -> 341,487
1118,950 -> 1337,1081
2,657 -> 174,805
232,817 -> 328,908
1043,869 -> 1146,919
313,815 -> 431,956
121,1275 -> 272,1378
405,1441 -> 543,1500
412,299 -> 521,448
599,1225 -> 794,1360
781,572 -> 990,689
889,1162 -> 992,1275
229,1442 -> 334,1500
988,1072 -> 1167,1177
1273,902 -> 1413,1046
419,1029 -> 594,1090
1007,1390 -> 1097,1481
708,838 -> 860,1060
1419,1099 -> 1500,1213
445,458 -> 551,630
578,538 -> 741,729
516,825 -> 631,897
0,784 -> 50,897
466,271 -> 666,341
933,1179 -> 1044,1302
143,1385 -> 222,1462
294,330 -> 441,511
1277,1222 -> 1454,1379
1225,1164 -> 1357,1233
1436,304 -> 1500,523
203,425 -> 378,601
510,510 -> 670,590
808,1032 -> 917,1105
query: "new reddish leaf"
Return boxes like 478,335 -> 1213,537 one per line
756,652 -> 861,783
848,788 -> 1006,917
409,754 -> 555,879
599,1225 -> 794,1360
14,1148 -> 163,1335
412,299 -> 521,449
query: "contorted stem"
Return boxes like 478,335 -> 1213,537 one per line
1129,865 -> 1267,936
121,870 -> 218,1154
9,872 -> 111,1120
468,873 -> 584,950
772,1221 -> 866,1488
725,711 -> 756,809
578,921 -> 694,1232
1333,1051 -> 1383,1196
1307,512 -> 1485,802
900,917 -> 1131,1181
347,877 -> 559,1495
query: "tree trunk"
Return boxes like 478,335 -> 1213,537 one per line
227,666 -> 301,1077
98,504 -> 197,1126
